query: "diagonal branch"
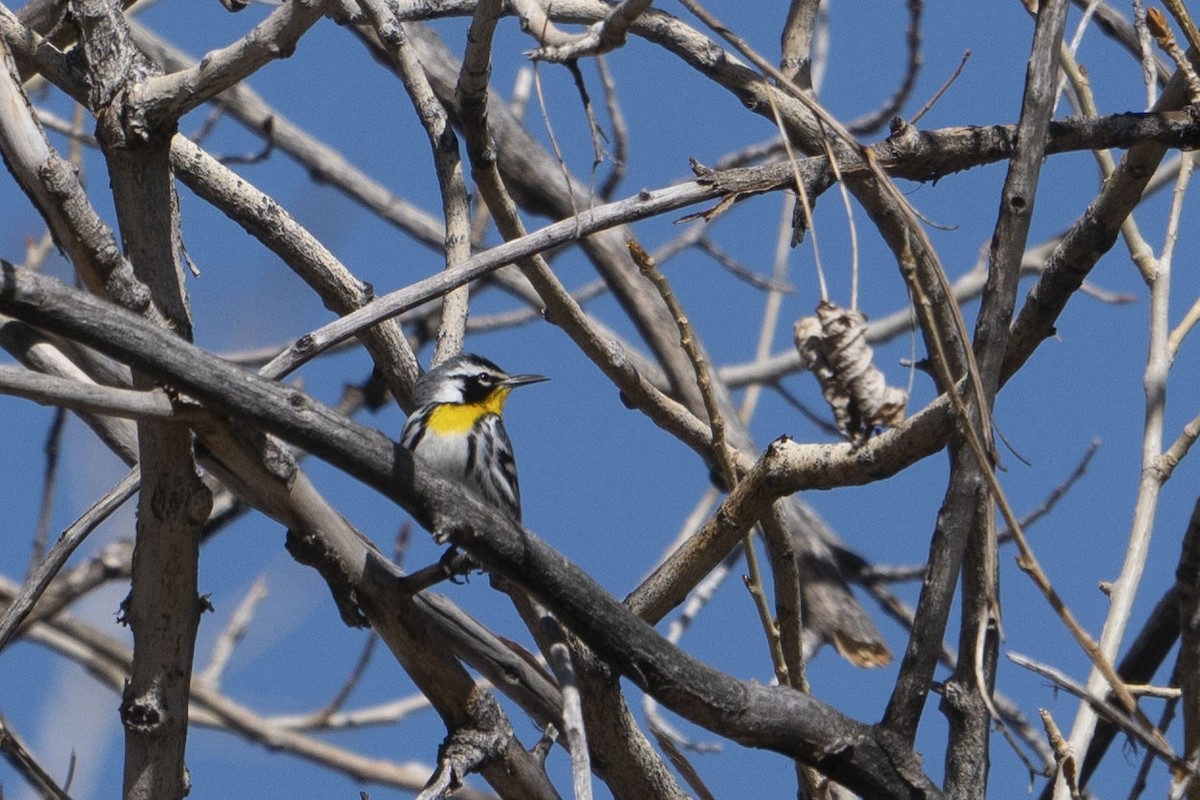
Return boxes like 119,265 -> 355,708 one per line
0,713 -> 72,800
0,469 -> 140,652
137,0 -> 335,127
0,263 -> 943,800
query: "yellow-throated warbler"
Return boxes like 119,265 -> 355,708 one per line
400,354 -> 547,522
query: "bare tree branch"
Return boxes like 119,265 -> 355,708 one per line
0,713 -> 73,800
3,2 -> 1200,796
0,263 -> 944,800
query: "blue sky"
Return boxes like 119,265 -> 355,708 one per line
3,1 -> 1200,797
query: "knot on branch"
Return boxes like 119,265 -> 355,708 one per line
119,686 -> 168,733
429,689 -> 513,791
284,527 -> 369,628
92,69 -> 161,149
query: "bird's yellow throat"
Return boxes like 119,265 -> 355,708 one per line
425,388 -> 512,434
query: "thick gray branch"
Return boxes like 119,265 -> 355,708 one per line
0,263 -> 943,800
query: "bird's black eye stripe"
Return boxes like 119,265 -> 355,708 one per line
459,372 -> 499,404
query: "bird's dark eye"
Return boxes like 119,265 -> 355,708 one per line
476,372 -> 493,385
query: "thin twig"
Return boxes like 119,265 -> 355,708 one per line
595,57 -> 627,200
625,239 -> 735,484
759,503 -> 826,799
1133,0 -> 1160,109
1156,409 -> 1200,483
1009,652 -> 1178,767
1057,30 -> 1158,283
0,714 -> 73,800
540,612 -> 593,800
197,576 -> 269,687
814,129 -> 859,309
695,236 -> 794,294
563,59 -> 607,199
625,238 -> 787,677
997,439 -> 1099,545
266,693 -> 430,731
844,0 -> 923,136
644,543 -> 737,755
0,469 -> 140,652
29,407 -> 66,574
648,727 -> 717,800
738,195 -> 796,423
910,49 -> 971,126
765,88 -> 827,297
1169,278 -> 1200,359
639,490 -> 725,757
1055,0 -> 1102,109
531,55 -> 580,228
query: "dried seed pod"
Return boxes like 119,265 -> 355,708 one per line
794,301 -> 908,447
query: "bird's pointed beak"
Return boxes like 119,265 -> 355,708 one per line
502,373 -> 549,389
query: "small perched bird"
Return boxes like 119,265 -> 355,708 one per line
400,353 -> 547,522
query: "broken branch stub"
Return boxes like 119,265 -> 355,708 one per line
794,301 -> 908,447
